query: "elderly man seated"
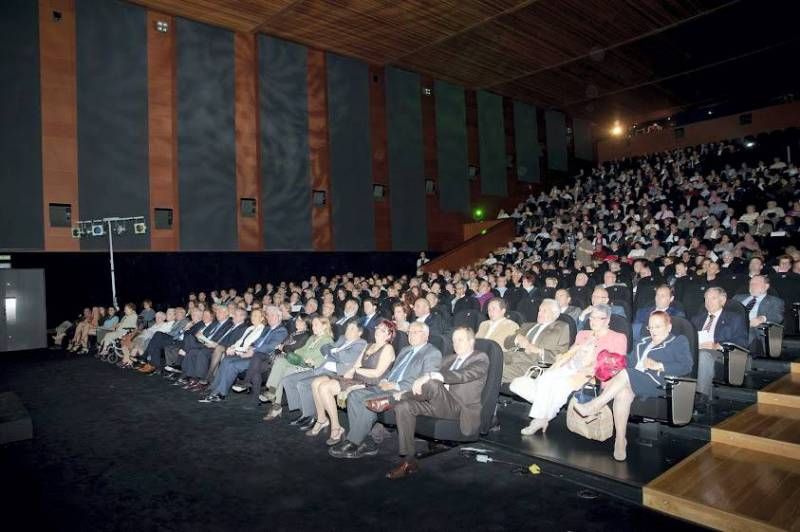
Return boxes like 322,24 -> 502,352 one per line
363,326 -> 489,479
476,297 -> 519,344
733,275 -> 784,351
328,321 -> 442,459
501,298 -> 571,382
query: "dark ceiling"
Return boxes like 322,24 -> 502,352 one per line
131,0 -> 800,126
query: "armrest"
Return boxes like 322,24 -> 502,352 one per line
719,342 -> 750,354
757,321 -> 783,329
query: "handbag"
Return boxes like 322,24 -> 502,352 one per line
594,349 -> 626,382
336,383 -> 367,409
566,388 -> 613,442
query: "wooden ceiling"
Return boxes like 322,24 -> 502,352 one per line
131,0 -> 800,126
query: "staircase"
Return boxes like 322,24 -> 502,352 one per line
643,363 -> 800,531
421,218 -> 516,273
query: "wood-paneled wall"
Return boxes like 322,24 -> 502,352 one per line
369,65 -> 391,251
147,11 -> 178,251
234,32 -> 261,251
39,0 -> 79,251
307,49 -> 333,251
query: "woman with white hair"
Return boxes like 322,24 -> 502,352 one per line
510,304 -> 627,437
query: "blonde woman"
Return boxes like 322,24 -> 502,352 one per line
100,303 -> 137,355
70,307 -> 100,354
262,316 -> 334,420
306,320 -> 396,445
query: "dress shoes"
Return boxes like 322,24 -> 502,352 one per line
198,394 -> 223,403
329,440 -> 359,459
231,384 -> 250,394
297,417 -> 318,431
386,460 -> 419,480
138,363 -> 156,374
164,365 -> 182,374
289,415 -> 311,426
364,397 -> 393,413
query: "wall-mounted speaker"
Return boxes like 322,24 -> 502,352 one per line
240,198 -> 257,218
373,184 -> 386,200
425,179 -> 436,195
154,208 -> 173,229
48,203 -> 71,227
312,190 -> 326,206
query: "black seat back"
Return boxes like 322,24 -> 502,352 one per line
453,309 -> 481,332
474,338 -> 504,434
515,298 -> 540,323
392,330 -> 409,354
428,333 -> 451,359
557,313 -> 577,344
506,310 -> 525,325
669,316 -> 699,379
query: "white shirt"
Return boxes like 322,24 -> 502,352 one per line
697,312 -> 720,345
743,294 -> 766,320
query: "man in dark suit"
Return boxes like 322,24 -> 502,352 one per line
451,282 -> 479,315
200,306 -> 287,403
692,287 -> 748,401
733,275 -> 785,349
163,308 -> 216,374
329,321 -> 442,459
413,298 -> 444,337
138,307 -> 189,374
366,326 -> 489,479
632,285 -> 686,342
358,298 -> 380,342
332,299 -> 360,340
180,307 -> 247,388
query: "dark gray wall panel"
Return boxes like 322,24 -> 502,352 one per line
435,80 -> 469,214
327,53 -> 374,250
0,0 -> 43,250
545,109 -> 568,172
76,0 -> 149,250
386,67 -> 426,251
176,18 -> 237,250
477,90 -> 506,196
259,36 -> 312,250
573,118 -> 593,161
513,101 -> 540,183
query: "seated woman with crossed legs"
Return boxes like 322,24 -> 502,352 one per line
306,320 -> 396,445
574,311 -> 692,461
510,304 -> 627,437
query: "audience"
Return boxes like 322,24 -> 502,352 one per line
60,133 -> 800,470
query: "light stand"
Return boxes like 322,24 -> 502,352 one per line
71,216 -> 147,309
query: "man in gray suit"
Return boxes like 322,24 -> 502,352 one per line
733,275 -> 785,349
503,299 -> 571,382
329,321 -> 442,459
279,322 -> 368,430
366,326 -> 489,479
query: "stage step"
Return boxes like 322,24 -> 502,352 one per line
644,442 -> 800,532
712,403 -> 800,460
759,373 -> 800,409
793,362 -> 800,374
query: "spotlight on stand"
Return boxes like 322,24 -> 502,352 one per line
133,220 -> 147,234
91,222 -> 105,236
114,221 -> 127,235
71,227 -> 82,239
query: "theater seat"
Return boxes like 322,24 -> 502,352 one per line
380,338 -> 504,445
629,316 -> 698,426
715,301 -> 750,387
453,309 -> 481,332
506,310 -> 525,325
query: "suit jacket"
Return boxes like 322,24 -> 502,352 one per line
733,294 -> 785,324
628,334 -> 693,386
332,314 -> 359,340
562,305 -> 582,323
253,325 -> 289,354
476,318 -> 519,345
217,321 -> 248,348
452,296 -> 479,316
505,320 -> 571,364
419,313 -> 444,337
319,337 -> 368,375
691,308 -> 748,347
436,351 -> 490,436
633,305 -> 686,326
385,342 -> 442,392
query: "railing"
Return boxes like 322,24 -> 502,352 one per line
421,218 -> 516,273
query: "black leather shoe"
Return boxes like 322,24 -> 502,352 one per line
355,439 -> 379,457
298,417 -> 317,431
329,440 -> 358,459
290,415 -> 311,427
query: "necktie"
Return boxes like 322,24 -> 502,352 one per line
389,348 -> 417,382
703,314 -> 715,332
744,297 -> 757,313
449,356 -> 466,371
238,327 -> 258,348
206,322 -> 222,338
254,328 -> 273,348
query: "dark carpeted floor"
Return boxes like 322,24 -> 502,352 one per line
0,350 -> 703,531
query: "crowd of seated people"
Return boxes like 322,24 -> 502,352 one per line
58,133 -> 800,474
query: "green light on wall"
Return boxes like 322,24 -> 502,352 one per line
473,207 -> 485,221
